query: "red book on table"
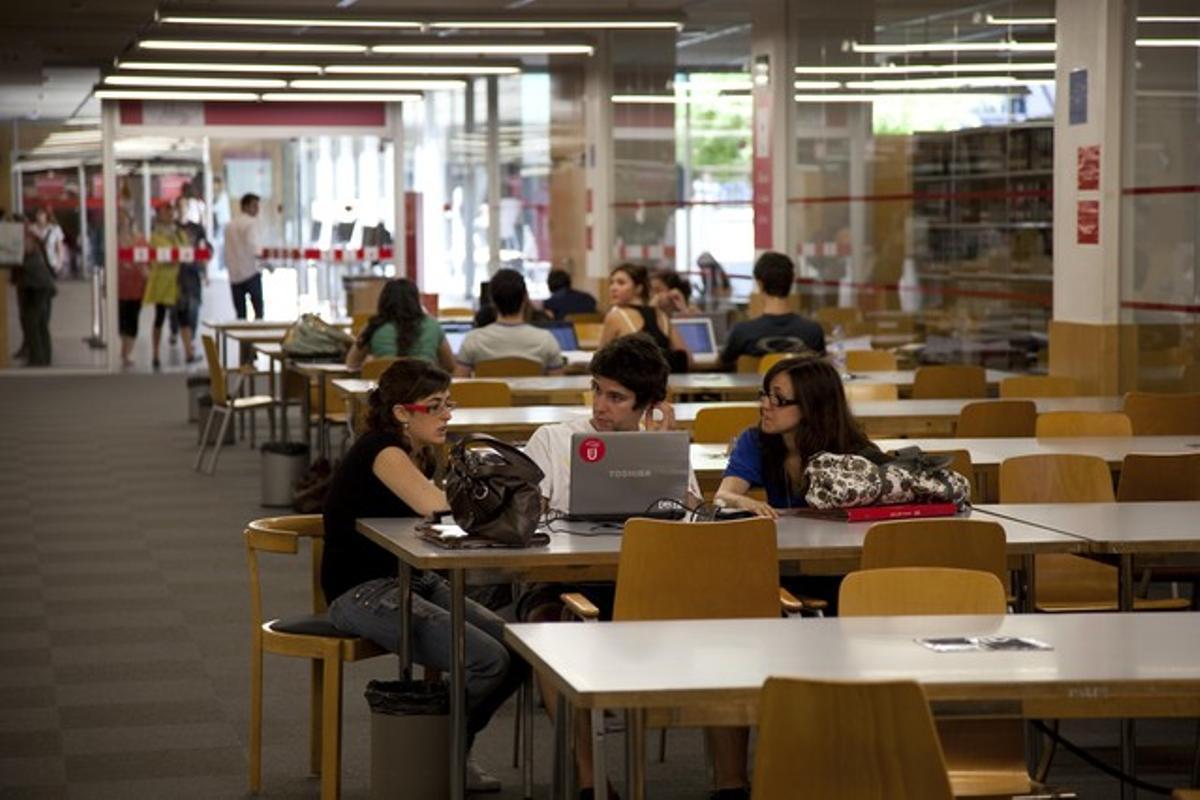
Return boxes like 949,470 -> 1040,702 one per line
787,503 -> 960,523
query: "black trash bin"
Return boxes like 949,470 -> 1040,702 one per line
366,679 -> 449,800
186,375 -> 211,423
260,442 -> 309,508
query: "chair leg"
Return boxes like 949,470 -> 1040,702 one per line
206,408 -> 234,475
320,653 -> 344,800
195,408 -> 217,470
310,659 -> 323,776
658,728 -> 667,763
249,639 -> 264,793
512,679 -> 523,768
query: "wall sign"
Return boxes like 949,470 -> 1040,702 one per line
1069,69 -> 1088,125
1077,200 -> 1100,245
1077,145 -> 1100,191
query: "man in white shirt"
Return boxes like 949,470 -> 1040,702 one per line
223,193 -> 264,319
455,268 -> 562,376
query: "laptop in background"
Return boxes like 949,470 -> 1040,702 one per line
537,320 -> 579,351
445,330 -> 468,355
567,431 -> 690,522
673,317 -> 717,357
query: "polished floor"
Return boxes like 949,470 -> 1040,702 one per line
0,373 -> 1196,798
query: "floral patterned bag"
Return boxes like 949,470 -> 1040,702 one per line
804,447 -> 969,510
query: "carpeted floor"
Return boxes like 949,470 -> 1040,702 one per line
0,373 -> 1195,798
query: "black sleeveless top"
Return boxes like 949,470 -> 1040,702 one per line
631,306 -> 689,373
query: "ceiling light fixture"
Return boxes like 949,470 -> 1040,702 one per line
792,80 -> 843,89
95,89 -> 260,101
851,40 -> 1056,54
324,64 -> 519,75
288,78 -> 465,90
428,20 -> 681,30
372,43 -> 593,55
793,91 -> 1025,103
844,76 -> 1037,90
118,60 -> 323,74
139,39 -> 367,53
795,62 -> 1056,74
105,75 -> 288,89
159,14 -> 421,28
1136,38 -> 1200,47
611,94 -> 677,104
986,14 -> 1200,24
261,92 -> 422,102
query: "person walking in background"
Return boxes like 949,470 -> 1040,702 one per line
31,207 -> 65,278
224,193 -> 265,319
345,277 -> 455,371
174,195 -> 209,365
116,211 -> 148,369
16,219 -> 56,366
143,201 -> 189,371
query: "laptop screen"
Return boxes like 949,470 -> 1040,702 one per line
445,330 -> 468,355
673,318 -> 716,355
538,321 -> 579,351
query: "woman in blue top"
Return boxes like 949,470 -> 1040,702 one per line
346,278 -> 456,371
716,355 -> 879,518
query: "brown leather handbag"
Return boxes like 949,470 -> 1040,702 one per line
444,435 -> 546,546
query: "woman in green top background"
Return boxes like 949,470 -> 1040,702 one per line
346,278 -> 455,371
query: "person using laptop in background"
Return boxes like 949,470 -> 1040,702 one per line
542,266 -> 597,320
715,355 -> 881,518
522,334 -> 751,800
599,263 -> 692,373
455,268 -> 563,376
718,251 -> 825,369
345,277 -> 456,372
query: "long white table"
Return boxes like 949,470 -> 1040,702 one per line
977,502 -> 1200,611
356,512 -> 1085,800
504,613 -> 1200,799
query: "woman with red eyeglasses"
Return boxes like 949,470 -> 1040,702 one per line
321,358 -> 520,792
715,355 -> 881,519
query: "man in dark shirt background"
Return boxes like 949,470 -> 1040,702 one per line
542,267 -> 597,320
719,251 -> 825,368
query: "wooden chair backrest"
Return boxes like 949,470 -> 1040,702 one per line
613,518 -> 779,621
573,322 -> 604,348
861,519 -> 1006,586
999,454 -> 1115,503
1000,375 -> 1079,398
439,307 -> 475,319
244,515 -> 326,633
912,365 -> 987,399
844,383 -> 900,402
450,380 -> 513,408
814,306 -> 864,330
1035,411 -> 1132,438
757,353 -> 795,375
692,406 -> 759,444
360,357 -> 399,382
845,349 -> 897,372
735,354 -> 760,374
1122,392 -> 1200,434
565,312 -> 604,324
839,567 -> 1007,617
955,400 -> 1036,437
1117,453 -> 1200,501
202,334 -> 228,403
474,357 -> 544,377
351,312 -> 371,336
752,677 -> 953,800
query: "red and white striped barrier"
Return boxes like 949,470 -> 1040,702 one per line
117,246 -> 213,264
797,241 -> 852,257
613,242 -> 677,261
258,246 -> 395,262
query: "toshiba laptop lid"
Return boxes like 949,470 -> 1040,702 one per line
567,431 -> 690,521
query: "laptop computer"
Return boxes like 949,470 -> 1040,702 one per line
673,317 -> 717,357
566,431 -> 690,522
537,320 -> 579,351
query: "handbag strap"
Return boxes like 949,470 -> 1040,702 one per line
451,434 -> 544,483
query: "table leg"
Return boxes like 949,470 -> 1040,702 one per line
397,563 -> 412,680
1119,554 -> 1134,612
624,709 -> 645,800
317,372 -> 328,461
591,708 -> 607,800
1019,554 -> 1037,613
450,569 -> 467,800
299,366 -> 312,455
523,675 -> 534,799
279,357 -> 291,444
1121,718 -> 1136,800
552,695 -> 568,800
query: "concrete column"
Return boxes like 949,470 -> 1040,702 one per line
486,76 -> 500,274
101,100 -> 120,373
584,32 -> 614,283
750,0 -> 793,258
1049,0 -> 1136,393
389,102 -> 407,282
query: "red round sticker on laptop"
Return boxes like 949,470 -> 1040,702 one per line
579,437 -> 606,463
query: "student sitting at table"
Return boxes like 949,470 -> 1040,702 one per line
522,335 -> 750,800
715,354 -> 880,517
718,251 -> 825,370
455,268 -> 563,376
322,358 -> 522,793
599,262 -> 691,373
345,278 -> 455,371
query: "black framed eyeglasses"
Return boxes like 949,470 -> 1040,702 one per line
758,389 -> 799,408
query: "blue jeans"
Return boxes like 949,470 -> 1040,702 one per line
329,573 -> 524,739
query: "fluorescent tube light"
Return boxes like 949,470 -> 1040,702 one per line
324,64 -> 519,75
1136,38 -> 1200,47
986,14 -> 1200,24
796,62 -> 1056,74
851,41 -> 1056,54
428,20 -> 681,30
372,43 -> 594,55
159,14 -> 421,28
95,89 -> 260,100
1138,16 -> 1200,23
611,94 -> 677,104
63,118 -> 101,126
794,92 -> 1024,103
289,78 -> 464,90
844,76 -> 1027,90
118,60 -> 323,74
139,40 -> 367,53
105,75 -> 288,89
260,92 -> 421,102
792,80 -> 843,89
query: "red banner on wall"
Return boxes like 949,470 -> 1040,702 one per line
1077,200 -> 1100,245
752,56 -> 773,251
1077,145 -> 1100,191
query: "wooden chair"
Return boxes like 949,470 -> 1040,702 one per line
814,306 -> 864,331
1117,453 -> 1200,501
955,400 -> 1036,437
195,334 -> 276,475
351,312 -> 371,337
845,349 -> 897,371
1000,454 -> 1188,612
439,306 -> 474,319
751,677 -> 953,800
735,354 -> 760,374
838,567 -> 1026,798
573,321 -> 603,350
1036,411 -> 1132,438
922,449 -> 978,503
245,515 -> 386,800
692,405 -> 759,444
449,380 -> 513,408
359,357 -> 399,382
1000,375 -> 1079,398
912,365 -> 987,399
565,312 -> 604,324
474,356 -> 544,377
1123,391 -> 1200,434
861,518 -> 1007,588
844,382 -> 900,401
757,352 -> 799,375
